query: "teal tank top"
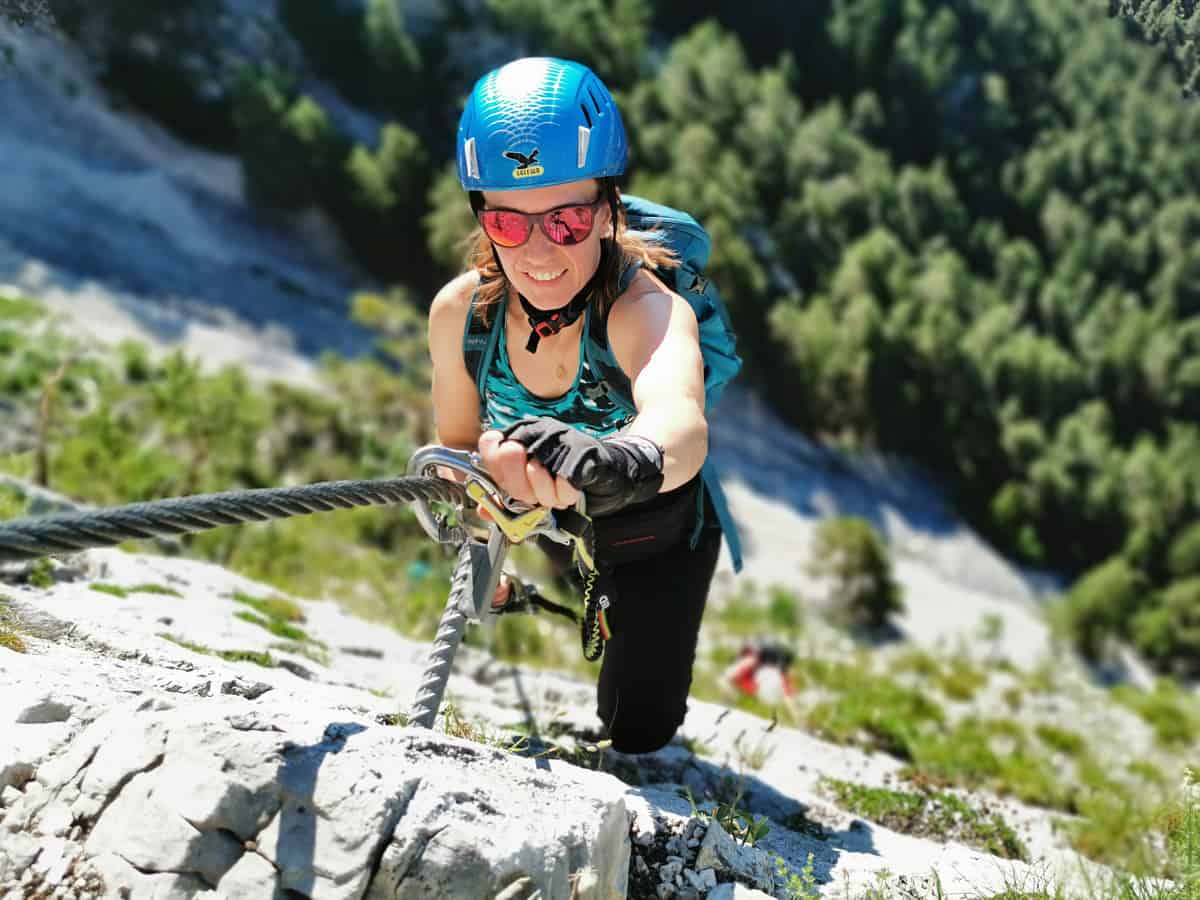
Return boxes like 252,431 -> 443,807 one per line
482,305 -> 635,439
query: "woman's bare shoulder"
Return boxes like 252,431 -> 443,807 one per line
429,270 -> 481,336
610,266 -> 675,328
431,270 -> 481,315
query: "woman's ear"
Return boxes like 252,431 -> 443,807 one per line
604,197 -> 619,239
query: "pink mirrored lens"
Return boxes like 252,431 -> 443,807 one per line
542,205 -> 595,245
480,210 -> 532,247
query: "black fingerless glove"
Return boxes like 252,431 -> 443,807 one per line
500,417 -> 665,516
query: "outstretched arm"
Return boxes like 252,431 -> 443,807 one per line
606,270 -> 708,492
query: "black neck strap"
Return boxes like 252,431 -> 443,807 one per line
496,242 -> 610,354
518,291 -> 590,353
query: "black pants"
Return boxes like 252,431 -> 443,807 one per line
539,481 -> 723,754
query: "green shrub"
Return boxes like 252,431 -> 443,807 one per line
1034,723 -> 1086,758
231,67 -> 340,211
362,0 -> 422,111
0,296 -> 42,320
808,516 -> 904,631
766,585 -> 803,635
1132,577 -> 1200,677
888,647 -> 942,680
937,654 -> 989,701
1167,522 -> 1200,578
1064,787 -> 1176,877
715,581 -> 768,635
278,0 -> 365,98
805,670 -> 945,759
1111,680 -> 1200,748
0,484 -> 30,520
1052,556 -> 1151,660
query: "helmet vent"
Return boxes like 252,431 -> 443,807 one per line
577,125 -> 591,168
464,137 -> 479,180
588,89 -> 601,114
580,103 -> 593,129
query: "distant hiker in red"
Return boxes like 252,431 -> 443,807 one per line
724,641 -> 799,719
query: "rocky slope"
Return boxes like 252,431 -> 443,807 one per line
1,545 -> 1118,899
0,15 -> 1187,900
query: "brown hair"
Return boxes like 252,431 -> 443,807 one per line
465,178 -> 678,327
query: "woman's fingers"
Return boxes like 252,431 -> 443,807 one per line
554,474 -> 581,508
479,428 -> 580,510
526,460 -> 582,509
479,430 -> 536,504
526,459 -> 558,509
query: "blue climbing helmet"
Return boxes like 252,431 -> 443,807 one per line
457,57 -> 628,191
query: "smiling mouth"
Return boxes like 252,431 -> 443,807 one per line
525,270 -> 566,283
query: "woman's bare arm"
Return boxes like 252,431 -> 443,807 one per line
428,271 -> 485,452
606,270 -> 708,492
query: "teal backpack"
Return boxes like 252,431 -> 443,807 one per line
462,194 -> 744,571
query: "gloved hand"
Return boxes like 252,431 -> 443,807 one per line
500,417 -> 664,516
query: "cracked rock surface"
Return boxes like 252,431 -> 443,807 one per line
0,549 -> 630,900
2,695 -> 630,900
0,534 -> 1130,900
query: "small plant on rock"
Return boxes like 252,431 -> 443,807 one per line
679,777 -> 771,847
772,852 -> 819,900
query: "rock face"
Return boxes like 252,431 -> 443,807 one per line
0,548 -> 634,900
0,695 -> 630,900
0,537 -> 1134,900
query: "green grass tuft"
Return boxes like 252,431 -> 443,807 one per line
0,595 -> 28,653
819,776 -> 1027,860
232,590 -> 305,623
0,630 -> 26,652
91,582 -> 182,599
158,632 -> 275,668
128,583 -> 182,597
26,558 -> 54,589
0,295 -> 43,320
269,640 -> 330,666
89,583 -> 129,597
234,609 -> 311,643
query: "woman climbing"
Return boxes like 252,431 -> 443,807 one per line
427,56 -> 740,754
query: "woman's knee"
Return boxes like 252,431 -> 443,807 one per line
600,695 -> 687,754
608,719 -> 681,754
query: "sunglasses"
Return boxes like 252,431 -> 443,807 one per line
478,197 -> 606,248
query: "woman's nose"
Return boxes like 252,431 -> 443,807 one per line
520,224 -> 559,259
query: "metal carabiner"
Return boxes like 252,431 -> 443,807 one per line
406,444 -> 569,547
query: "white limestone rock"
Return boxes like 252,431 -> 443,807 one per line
706,884 -> 776,900
693,821 -> 775,894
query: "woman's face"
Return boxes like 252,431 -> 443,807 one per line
482,179 -> 611,311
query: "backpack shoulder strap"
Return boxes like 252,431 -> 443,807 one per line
582,260 -> 642,414
461,286 -> 503,403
